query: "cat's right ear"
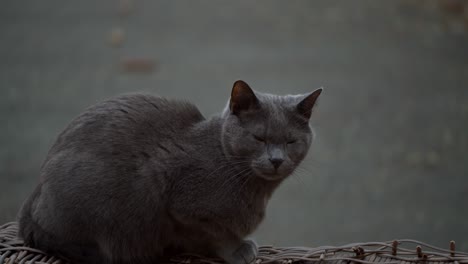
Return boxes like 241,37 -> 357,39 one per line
230,80 -> 259,115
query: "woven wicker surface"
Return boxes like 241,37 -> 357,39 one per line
1,222 -> 467,264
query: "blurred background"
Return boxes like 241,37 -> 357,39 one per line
1,0 -> 468,250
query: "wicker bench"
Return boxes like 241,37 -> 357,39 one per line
1,222 -> 467,263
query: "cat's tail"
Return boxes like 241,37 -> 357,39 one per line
17,185 -> 67,255
17,184 -> 42,248
17,185 -> 103,264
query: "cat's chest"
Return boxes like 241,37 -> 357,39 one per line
218,182 -> 271,231
232,191 -> 269,236
208,168 -> 272,215
240,193 -> 268,221
178,163 -> 273,232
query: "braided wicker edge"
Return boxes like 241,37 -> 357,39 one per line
1,222 -> 468,264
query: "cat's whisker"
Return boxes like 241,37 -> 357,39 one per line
295,166 -> 315,175
238,171 -> 254,191
228,168 -> 254,201
217,166 -> 252,193
289,172 -> 305,187
287,167 -> 313,188
204,160 -> 250,180
294,167 -> 311,178
211,163 -> 245,182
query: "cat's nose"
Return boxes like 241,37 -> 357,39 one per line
269,158 -> 284,169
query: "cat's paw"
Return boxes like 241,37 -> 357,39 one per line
228,239 -> 258,264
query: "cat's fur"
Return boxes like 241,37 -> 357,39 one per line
18,80 -> 322,264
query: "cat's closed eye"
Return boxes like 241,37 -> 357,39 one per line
287,139 -> 297,144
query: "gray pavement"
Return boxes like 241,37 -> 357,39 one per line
1,0 -> 468,250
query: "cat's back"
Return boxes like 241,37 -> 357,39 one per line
49,93 -> 205,155
35,93 -> 205,225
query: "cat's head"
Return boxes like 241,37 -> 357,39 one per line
221,80 -> 322,181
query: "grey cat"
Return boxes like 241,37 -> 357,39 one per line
18,80 -> 322,264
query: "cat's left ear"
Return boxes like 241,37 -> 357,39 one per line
297,88 -> 323,119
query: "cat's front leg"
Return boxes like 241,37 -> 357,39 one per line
217,239 -> 258,264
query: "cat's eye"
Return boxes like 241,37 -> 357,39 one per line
253,135 -> 266,142
287,139 -> 297,144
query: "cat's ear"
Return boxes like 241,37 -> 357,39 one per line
297,88 -> 322,119
230,80 -> 259,115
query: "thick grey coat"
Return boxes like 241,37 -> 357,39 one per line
18,81 -> 321,264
